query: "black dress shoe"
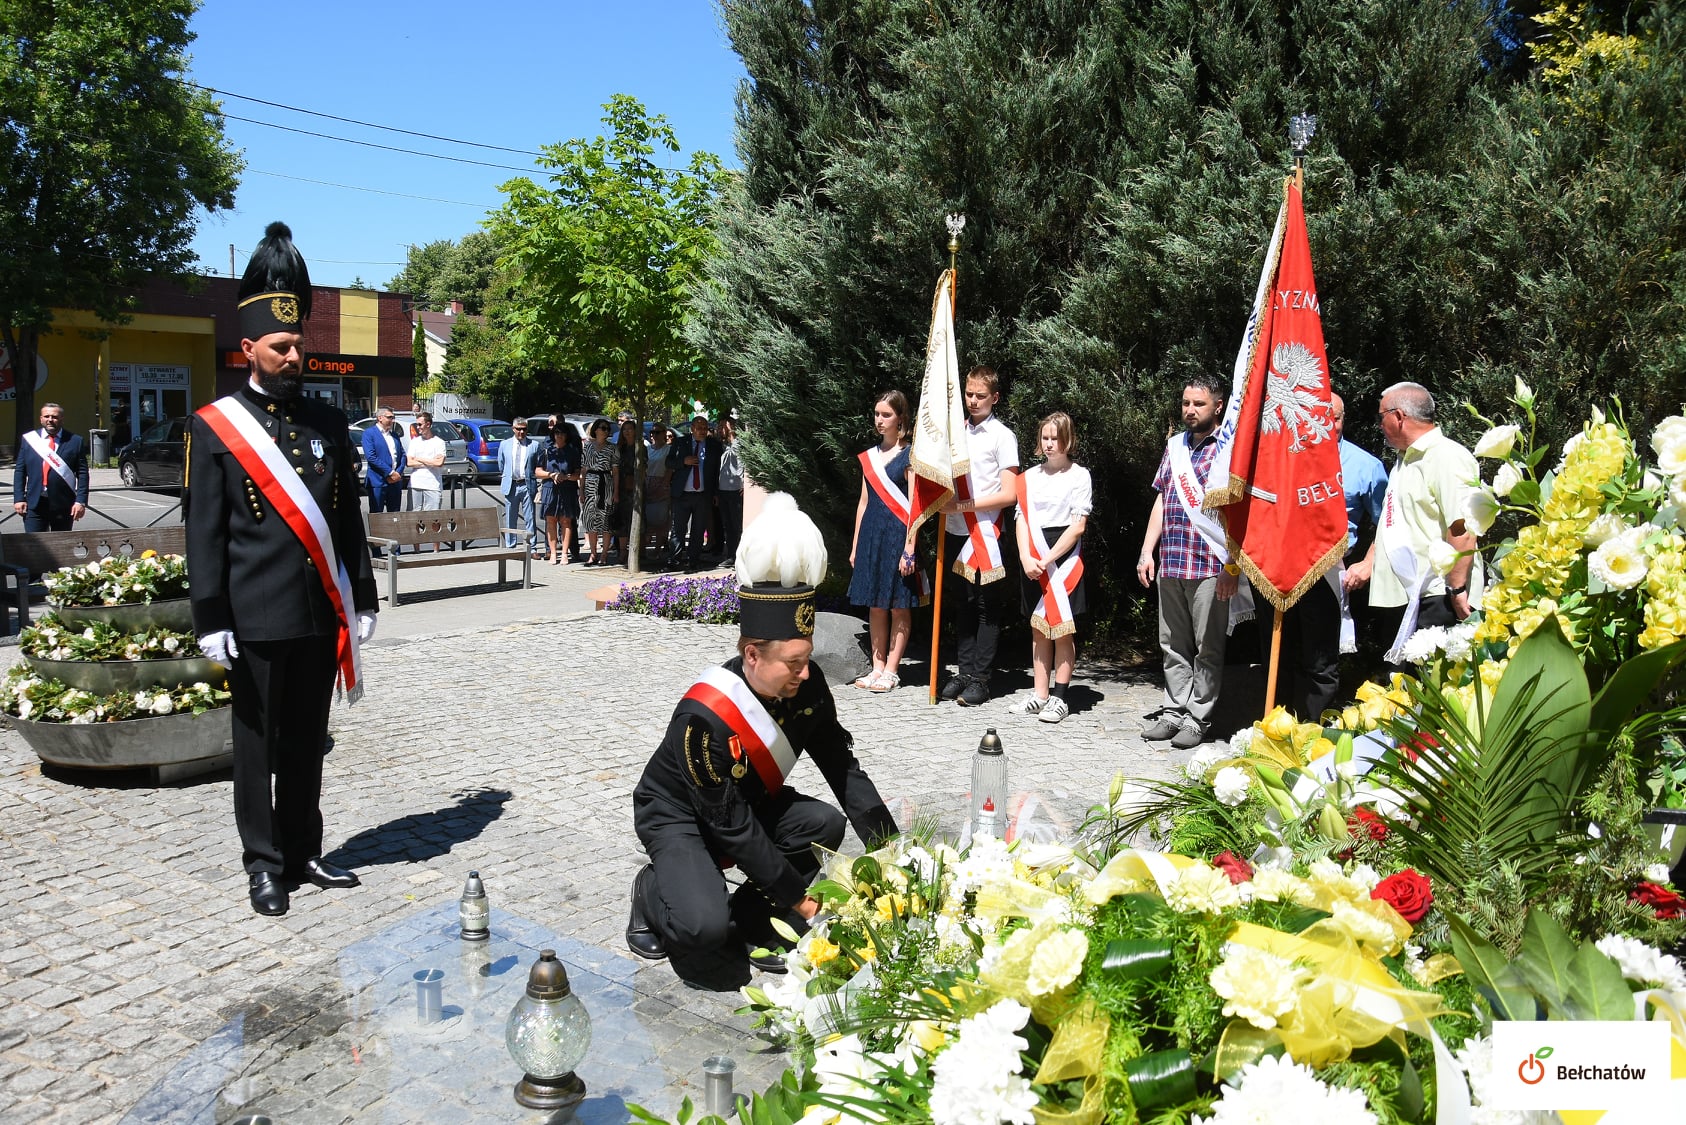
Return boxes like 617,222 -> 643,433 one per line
626,865 -> 668,961
746,942 -> 790,974
957,680 -> 991,707
298,857 -> 360,889
249,872 -> 288,916
939,676 -> 969,702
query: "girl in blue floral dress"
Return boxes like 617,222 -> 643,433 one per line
847,390 -> 927,692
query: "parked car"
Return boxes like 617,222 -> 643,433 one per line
452,418 -> 515,480
117,418 -> 188,488
350,414 -> 474,485
523,414 -> 555,443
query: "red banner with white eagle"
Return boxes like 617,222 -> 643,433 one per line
1201,180 -> 1347,612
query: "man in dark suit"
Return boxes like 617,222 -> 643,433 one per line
184,222 -> 378,918
670,414 -> 721,572
12,402 -> 90,531
361,408 -> 406,514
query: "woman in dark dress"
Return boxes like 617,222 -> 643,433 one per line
535,419 -> 582,565
847,390 -> 926,693
612,418 -> 641,565
579,418 -> 617,566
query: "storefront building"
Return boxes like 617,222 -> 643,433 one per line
2,276 -> 417,454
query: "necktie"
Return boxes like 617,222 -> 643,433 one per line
44,434 -> 55,490
691,445 -> 702,490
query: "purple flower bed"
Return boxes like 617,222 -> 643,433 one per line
603,574 -> 740,624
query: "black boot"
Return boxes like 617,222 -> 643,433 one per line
625,865 -> 667,961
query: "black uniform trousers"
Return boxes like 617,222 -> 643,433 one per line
947,532 -> 1006,682
1372,591 -> 1462,680
637,790 -> 845,955
229,635 -> 338,876
1274,577 -> 1342,721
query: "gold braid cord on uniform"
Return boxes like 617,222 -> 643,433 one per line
682,721 -> 724,788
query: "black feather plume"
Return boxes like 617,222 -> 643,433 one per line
238,221 -> 313,319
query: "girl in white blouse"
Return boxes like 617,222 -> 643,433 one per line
1007,412 -> 1092,723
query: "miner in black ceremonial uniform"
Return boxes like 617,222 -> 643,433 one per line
627,493 -> 899,971
185,222 -> 379,918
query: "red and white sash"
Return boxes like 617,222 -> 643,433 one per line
1166,434 -> 1230,561
23,431 -> 77,491
197,396 -> 364,702
860,447 -> 911,524
859,447 -> 931,599
1165,434 -> 1256,633
951,473 -> 1005,584
1015,473 -> 1083,638
681,666 -> 798,795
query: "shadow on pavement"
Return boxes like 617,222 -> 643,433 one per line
669,947 -> 753,992
329,786 -> 513,868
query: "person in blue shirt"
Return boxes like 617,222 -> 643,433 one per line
1274,391 -> 1389,720
1332,392 -> 1389,620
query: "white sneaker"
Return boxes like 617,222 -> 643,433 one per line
1005,695 -> 1047,716
1038,696 -> 1070,724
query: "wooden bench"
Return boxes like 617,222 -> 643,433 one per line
1,526 -> 189,631
365,508 -> 535,607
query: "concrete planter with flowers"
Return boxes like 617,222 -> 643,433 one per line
2,554 -> 232,780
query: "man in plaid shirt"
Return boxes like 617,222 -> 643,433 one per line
1136,375 -> 1240,749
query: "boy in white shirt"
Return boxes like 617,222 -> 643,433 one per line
406,412 -> 448,551
939,366 -> 1018,707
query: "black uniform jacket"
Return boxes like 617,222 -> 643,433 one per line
633,657 -> 897,908
184,383 -> 378,642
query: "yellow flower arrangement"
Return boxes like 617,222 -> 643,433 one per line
1468,396 -> 1686,670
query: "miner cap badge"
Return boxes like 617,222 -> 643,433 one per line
236,221 -> 313,340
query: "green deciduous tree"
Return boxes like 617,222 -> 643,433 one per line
0,0 -> 240,441
490,94 -> 727,572
387,231 -> 502,315
388,239 -> 457,310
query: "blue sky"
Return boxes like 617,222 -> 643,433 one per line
184,1 -> 747,289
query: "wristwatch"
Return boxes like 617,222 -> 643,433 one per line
1224,563 -> 1241,576
1447,584 -> 1468,596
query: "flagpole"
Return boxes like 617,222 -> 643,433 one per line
929,217 -> 964,704
1264,113 -> 1319,720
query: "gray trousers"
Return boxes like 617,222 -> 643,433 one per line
1158,574 -> 1228,724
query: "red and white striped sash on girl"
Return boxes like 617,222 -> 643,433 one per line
681,665 -> 799,795
1015,473 -> 1083,638
197,396 -> 364,702
951,473 -> 1005,583
858,448 -> 930,600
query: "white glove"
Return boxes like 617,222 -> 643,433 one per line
357,612 -> 378,642
198,630 -> 239,666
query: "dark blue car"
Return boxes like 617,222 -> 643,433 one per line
451,418 -> 515,481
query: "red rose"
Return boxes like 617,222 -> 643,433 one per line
1348,807 -> 1390,844
1631,881 -> 1686,920
1371,869 -> 1434,923
1212,851 -> 1253,885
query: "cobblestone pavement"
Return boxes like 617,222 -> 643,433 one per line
0,608 -> 1212,1124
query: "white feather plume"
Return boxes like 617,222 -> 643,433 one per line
736,492 -> 828,588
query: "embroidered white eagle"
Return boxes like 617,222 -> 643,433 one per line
1263,342 -> 1333,453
